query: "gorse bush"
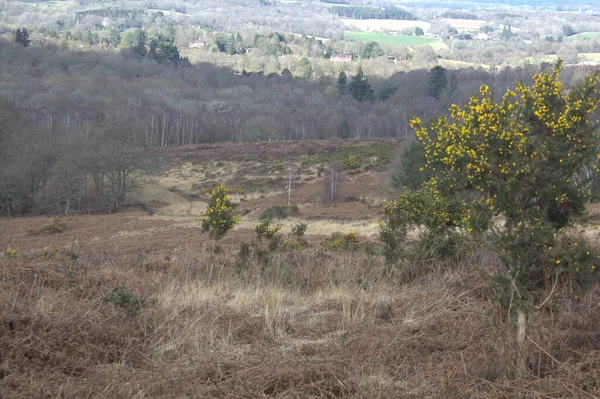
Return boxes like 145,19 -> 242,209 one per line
201,183 -> 239,240
40,216 -> 67,235
321,231 -> 360,252
382,62 -> 600,374
2,248 -> 17,258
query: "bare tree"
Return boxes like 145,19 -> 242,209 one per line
323,162 -> 342,205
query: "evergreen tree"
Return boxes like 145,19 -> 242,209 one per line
427,65 -> 447,99
449,73 -> 458,94
337,71 -> 347,95
415,27 -> 424,36
379,83 -> 397,101
349,67 -> 374,102
108,29 -> 121,47
338,118 -> 350,139
562,24 -> 575,37
14,28 -> 31,47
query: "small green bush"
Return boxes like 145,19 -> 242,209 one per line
259,205 -> 299,220
102,285 -> 143,316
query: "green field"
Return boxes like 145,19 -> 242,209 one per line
581,52 -> 600,61
346,31 -> 443,47
566,32 -> 600,40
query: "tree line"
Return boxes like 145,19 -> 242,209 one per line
1,41 -> 596,216
328,6 -> 416,21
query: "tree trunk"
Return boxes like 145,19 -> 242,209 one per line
516,308 -> 528,377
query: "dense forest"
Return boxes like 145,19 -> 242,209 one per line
328,6 -> 416,21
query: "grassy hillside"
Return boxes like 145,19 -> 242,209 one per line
1,139 -> 599,398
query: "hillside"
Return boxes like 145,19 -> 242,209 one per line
2,139 -> 600,398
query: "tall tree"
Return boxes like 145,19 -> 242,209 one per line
338,117 -> 350,139
349,67 -> 373,102
337,71 -> 347,95
427,65 -> 447,99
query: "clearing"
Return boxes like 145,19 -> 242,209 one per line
567,32 -> 600,40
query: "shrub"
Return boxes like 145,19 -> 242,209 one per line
259,205 -> 299,220
34,216 -> 67,235
383,62 -> 600,375
321,231 -> 360,252
201,183 -> 239,240
102,285 -> 143,316
2,248 -> 17,258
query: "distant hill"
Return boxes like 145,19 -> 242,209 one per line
403,0 -> 599,8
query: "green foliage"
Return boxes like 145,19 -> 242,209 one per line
121,28 -> 147,56
201,183 -> 239,240
562,24 -> 575,37
149,39 -> 180,64
255,219 -> 282,241
259,205 -> 299,220
291,222 -> 308,238
237,220 -> 309,273
415,27 -> 424,36
361,41 -> 383,59
379,83 -> 397,102
389,63 -> 600,304
427,65 -> 447,99
14,28 -> 31,47
301,142 -> 394,172
328,5 -> 415,20
337,71 -> 347,95
296,57 -> 312,79
349,67 -> 374,102
338,118 -> 350,139
501,26 -> 514,40
392,139 -> 431,190
321,231 -> 360,252
378,222 -> 406,264
102,285 -> 143,316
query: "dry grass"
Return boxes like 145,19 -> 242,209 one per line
1,216 -> 599,398
1,139 -> 599,397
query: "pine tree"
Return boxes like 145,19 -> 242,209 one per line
338,118 -> 350,139
337,71 -> 347,95
349,67 -> 374,102
14,28 -> 31,47
427,65 -> 447,99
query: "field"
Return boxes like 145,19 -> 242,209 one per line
2,141 -> 600,398
346,31 -> 446,48
567,32 -> 600,40
581,52 -> 600,61
341,19 -> 431,32
438,59 -> 490,70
